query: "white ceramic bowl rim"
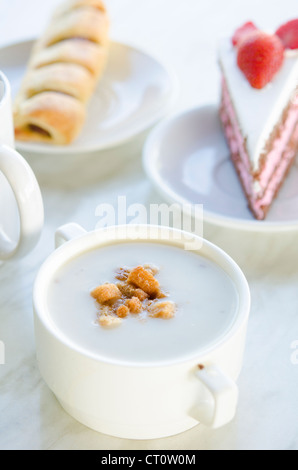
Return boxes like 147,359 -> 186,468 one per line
33,224 -> 251,368
0,71 -> 9,109
142,105 -> 298,232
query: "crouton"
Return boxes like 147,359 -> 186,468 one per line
127,266 -> 160,296
148,301 -> 176,319
98,313 -> 122,328
116,304 -> 129,318
91,283 -> 121,304
125,296 -> 143,314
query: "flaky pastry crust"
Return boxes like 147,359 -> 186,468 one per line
13,0 -> 109,145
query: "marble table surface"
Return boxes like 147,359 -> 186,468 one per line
1,0 -> 298,451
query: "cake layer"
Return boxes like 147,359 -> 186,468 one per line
221,77 -> 298,197
220,78 -> 298,220
219,39 -> 298,173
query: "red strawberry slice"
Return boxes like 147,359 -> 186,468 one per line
237,31 -> 284,89
275,19 -> 298,49
232,21 -> 258,46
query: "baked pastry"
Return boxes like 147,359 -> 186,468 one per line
14,0 -> 110,145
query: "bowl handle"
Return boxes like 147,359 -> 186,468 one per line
55,223 -> 87,249
193,364 -> 239,429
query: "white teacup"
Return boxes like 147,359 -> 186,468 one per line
33,223 -> 251,440
0,71 -> 43,261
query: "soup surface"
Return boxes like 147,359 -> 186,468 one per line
47,241 -> 239,364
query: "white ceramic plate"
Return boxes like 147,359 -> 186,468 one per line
143,105 -> 298,232
0,38 -> 178,154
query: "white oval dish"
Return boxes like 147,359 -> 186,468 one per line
143,104 -> 298,232
1,38 -> 178,154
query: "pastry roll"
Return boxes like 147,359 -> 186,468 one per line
13,0 -> 109,145
29,39 -> 108,77
53,0 -> 107,16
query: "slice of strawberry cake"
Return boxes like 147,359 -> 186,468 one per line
219,20 -> 298,220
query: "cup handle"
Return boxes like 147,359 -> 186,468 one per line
55,223 -> 87,249
193,364 -> 239,429
0,144 -> 44,260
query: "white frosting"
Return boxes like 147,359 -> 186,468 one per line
219,39 -> 298,171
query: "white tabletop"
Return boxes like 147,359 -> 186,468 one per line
1,0 -> 298,451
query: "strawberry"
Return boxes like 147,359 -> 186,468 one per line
275,19 -> 298,49
232,21 -> 258,47
237,31 -> 284,89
